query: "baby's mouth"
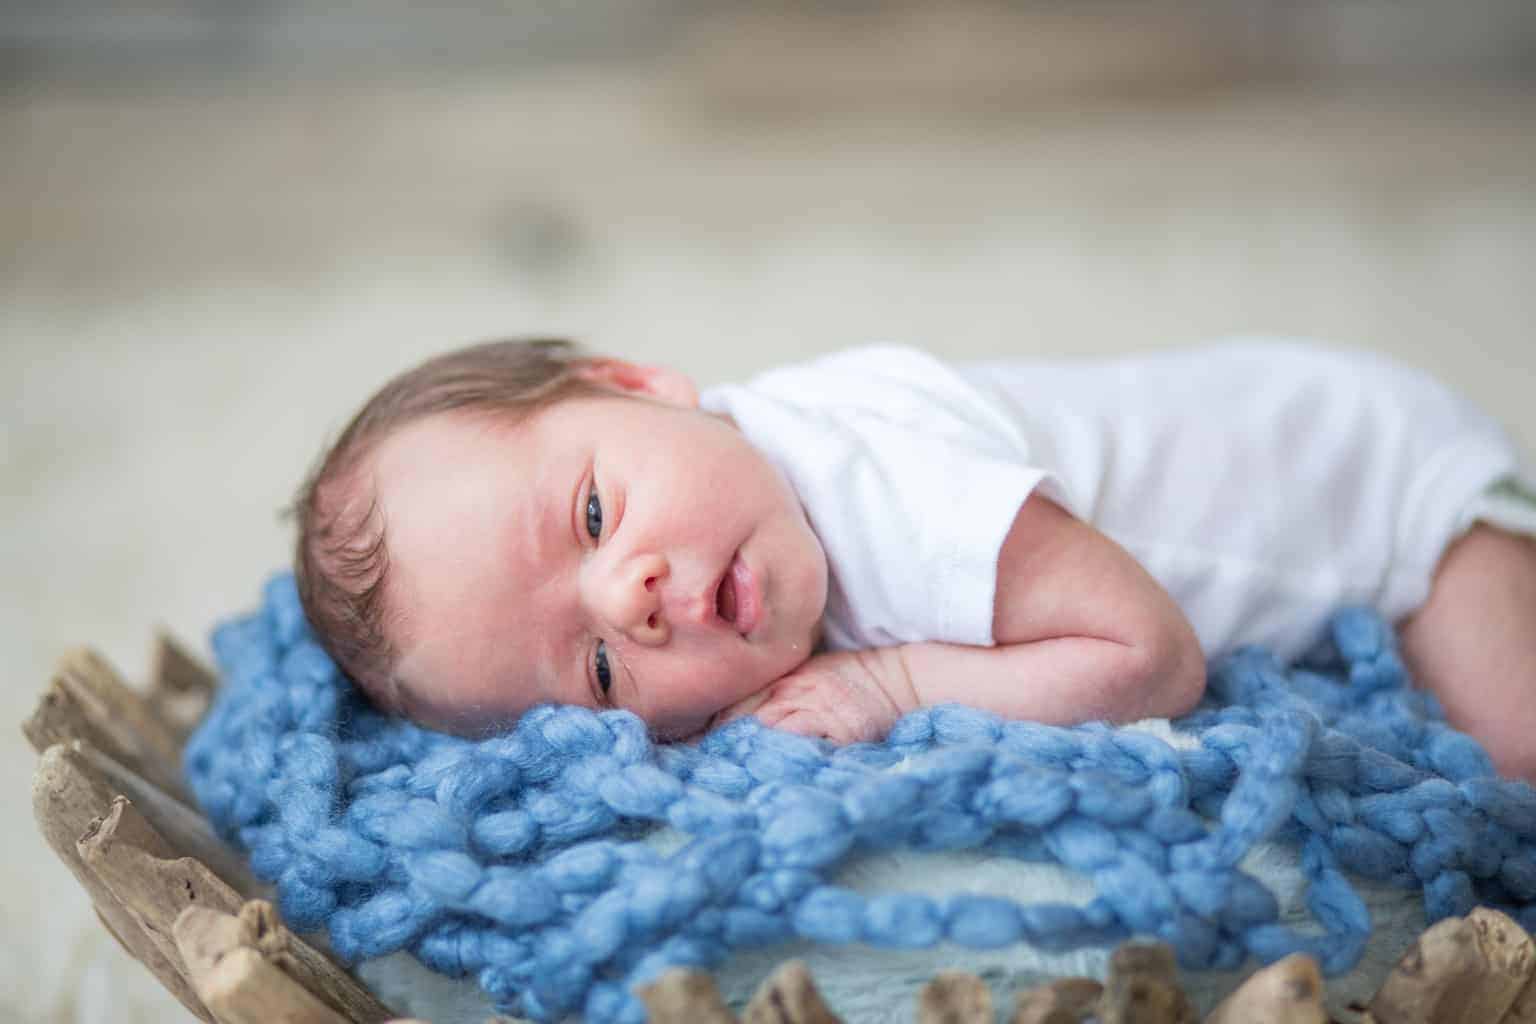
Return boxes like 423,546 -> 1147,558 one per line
715,563 -> 739,626
714,550 -> 760,636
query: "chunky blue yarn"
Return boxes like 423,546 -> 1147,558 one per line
186,574 -> 1536,1023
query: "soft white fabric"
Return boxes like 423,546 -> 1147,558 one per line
704,340 -> 1533,662
700,345 -> 1069,652
1466,476 -> 1536,538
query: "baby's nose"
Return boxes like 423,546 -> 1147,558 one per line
595,552 -> 670,646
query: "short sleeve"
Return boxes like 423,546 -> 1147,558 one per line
702,346 -> 1064,650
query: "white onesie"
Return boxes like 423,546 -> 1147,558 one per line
700,341 -> 1533,662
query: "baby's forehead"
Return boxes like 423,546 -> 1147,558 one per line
366,411 -> 515,498
372,407 -> 563,628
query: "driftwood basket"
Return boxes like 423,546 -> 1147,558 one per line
23,638 -> 1536,1024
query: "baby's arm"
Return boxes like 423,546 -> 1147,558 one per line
721,496 -> 1206,742
938,493 -> 1207,721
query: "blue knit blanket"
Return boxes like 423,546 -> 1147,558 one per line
185,575 -> 1536,1024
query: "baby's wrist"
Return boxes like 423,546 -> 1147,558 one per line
855,645 -> 920,714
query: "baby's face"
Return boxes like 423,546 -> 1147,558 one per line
369,371 -> 828,739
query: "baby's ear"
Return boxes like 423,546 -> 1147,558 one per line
575,358 -> 699,409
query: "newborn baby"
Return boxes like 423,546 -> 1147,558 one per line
293,338 -> 1536,780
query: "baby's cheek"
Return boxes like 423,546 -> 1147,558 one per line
645,662 -> 751,737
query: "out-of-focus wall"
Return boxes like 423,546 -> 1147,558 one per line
2,5 -> 1533,1022
3,1 -> 1533,87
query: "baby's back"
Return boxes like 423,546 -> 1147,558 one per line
961,339 -> 1517,658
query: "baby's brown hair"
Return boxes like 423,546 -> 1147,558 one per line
292,338 -> 601,710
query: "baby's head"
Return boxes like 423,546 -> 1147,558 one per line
294,339 -> 828,739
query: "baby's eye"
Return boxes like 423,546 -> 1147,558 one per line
594,640 -> 612,697
585,486 -> 603,540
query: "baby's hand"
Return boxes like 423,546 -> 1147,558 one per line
713,648 -> 918,744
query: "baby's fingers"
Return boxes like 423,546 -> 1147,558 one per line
749,698 -> 800,729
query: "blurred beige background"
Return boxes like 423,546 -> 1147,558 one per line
3,2 -> 1534,1020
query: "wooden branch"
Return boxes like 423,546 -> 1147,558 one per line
742,959 -> 842,1024
1472,907 -> 1536,1024
94,902 -> 144,960
148,629 -> 218,746
226,902 -> 398,1023
78,793 -> 246,978
79,795 -> 292,1024
32,743 -> 216,1022
1368,907 -> 1536,1024
176,910 -> 351,1024
1099,943 -> 1197,1024
1010,977 -> 1102,1023
219,902 -> 398,1024
917,971 -> 993,1024
24,648 -> 193,803
1204,953 -> 1325,1024
1504,966 -> 1536,1023
74,740 -> 263,898
639,969 -> 738,1024
84,801 -> 397,1024
205,948 -> 349,1024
